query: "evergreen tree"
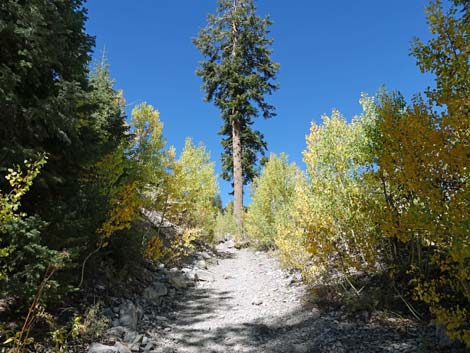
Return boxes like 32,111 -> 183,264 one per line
194,0 -> 279,231
0,1 -> 130,293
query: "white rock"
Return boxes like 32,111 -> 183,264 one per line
195,270 -> 215,282
106,326 -> 129,338
184,270 -> 198,281
311,307 -> 321,320
88,343 -> 117,353
200,251 -> 212,259
196,259 -> 208,269
114,342 -> 132,353
169,274 -> 189,289
119,301 -> 139,331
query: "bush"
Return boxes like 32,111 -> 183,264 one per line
245,153 -> 300,250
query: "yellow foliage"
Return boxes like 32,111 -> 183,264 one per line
145,235 -> 165,262
301,97 -> 380,275
99,182 -> 141,239
274,179 -> 318,281
163,138 -> 218,240
145,228 -> 203,265
0,155 -> 47,228
0,155 -> 47,280
373,90 -> 470,346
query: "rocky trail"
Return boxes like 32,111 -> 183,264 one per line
91,240 -> 459,353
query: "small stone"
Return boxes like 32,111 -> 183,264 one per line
143,341 -> 154,352
132,334 -> 143,345
195,270 -> 214,282
106,326 -> 129,338
291,343 -> 309,353
124,330 -> 137,343
88,343 -> 117,353
114,342 -> 132,353
184,270 -> 198,281
200,251 -> 211,259
311,307 -> 321,319
168,274 -> 189,289
155,315 -> 169,322
252,298 -> 263,305
196,259 -> 208,269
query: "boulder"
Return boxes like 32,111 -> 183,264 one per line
143,283 -> 168,302
225,239 -> 235,248
88,342 -> 131,353
119,301 -> 141,331
168,273 -> 189,289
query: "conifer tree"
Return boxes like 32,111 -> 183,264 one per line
194,0 -> 279,231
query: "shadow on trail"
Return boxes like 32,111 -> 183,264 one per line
160,284 -> 443,353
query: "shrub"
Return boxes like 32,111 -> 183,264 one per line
245,153 -> 300,250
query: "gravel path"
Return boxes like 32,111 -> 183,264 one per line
145,243 -> 434,353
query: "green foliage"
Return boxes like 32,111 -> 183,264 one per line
245,153 -> 300,249
88,53 -> 127,149
194,0 -> 279,231
1,216 -> 63,304
262,98 -> 380,280
301,97 -> 380,274
0,0 -> 94,165
194,0 -> 279,185
0,156 -> 63,304
129,103 -> 167,190
166,138 -> 219,239
79,304 -> 110,341
0,0 -> 130,298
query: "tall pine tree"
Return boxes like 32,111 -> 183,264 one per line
194,0 -> 279,232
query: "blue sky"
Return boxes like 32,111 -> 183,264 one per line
85,0 -> 433,205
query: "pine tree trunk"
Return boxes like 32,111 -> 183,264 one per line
232,119 -> 243,235
231,0 -> 243,236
